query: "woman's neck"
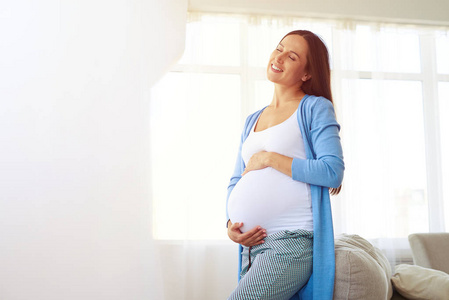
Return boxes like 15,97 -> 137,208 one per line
270,84 -> 305,108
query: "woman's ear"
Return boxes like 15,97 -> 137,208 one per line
302,73 -> 311,82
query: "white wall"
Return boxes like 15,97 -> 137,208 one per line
189,0 -> 449,25
0,0 -> 186,299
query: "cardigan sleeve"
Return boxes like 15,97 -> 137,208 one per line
291,98 -> 344,188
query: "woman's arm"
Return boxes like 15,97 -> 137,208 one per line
291,98 -> 344,188
242,99 -> 344,188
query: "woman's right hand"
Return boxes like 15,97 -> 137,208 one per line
227,220 -> 267,247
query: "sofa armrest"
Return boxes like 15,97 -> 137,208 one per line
408,233 -> 449,274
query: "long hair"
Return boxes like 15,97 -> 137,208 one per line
282,30 -> 342,195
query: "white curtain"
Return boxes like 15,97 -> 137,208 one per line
331,24 -> 430,266
150,13 -> 449,299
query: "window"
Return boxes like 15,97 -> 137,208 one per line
150,14 -> 449,242
436,34 -> 449,224
339,79 -> 428,237
439,82 -> 449,227
150,72 -> 241,240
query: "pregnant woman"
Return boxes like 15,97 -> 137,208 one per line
226,30 -> 344,300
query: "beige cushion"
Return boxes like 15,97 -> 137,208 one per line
408,233 -> 449,274
333,234 -> 393,300
391,264 -> 449,300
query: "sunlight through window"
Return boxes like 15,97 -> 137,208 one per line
150,14 -> 449,240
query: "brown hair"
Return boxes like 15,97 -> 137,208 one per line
282,30 -> 341,195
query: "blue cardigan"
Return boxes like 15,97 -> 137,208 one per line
226,95 -> 344,300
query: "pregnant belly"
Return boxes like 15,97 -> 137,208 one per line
227,168 -> 310,233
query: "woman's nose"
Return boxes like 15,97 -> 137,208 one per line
275,52 -> 287,63
275,54 -> 283,63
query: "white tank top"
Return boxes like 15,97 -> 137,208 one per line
227,108 -> 313,235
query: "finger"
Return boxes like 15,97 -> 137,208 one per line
242,228 -> 266,244
244,227 -> 266,239
243,225 -> 264,236
247,231 -> 267,244
230,222 -> 242,230
229,223 -> 244,238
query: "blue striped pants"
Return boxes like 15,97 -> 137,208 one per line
228,229 -> 313,300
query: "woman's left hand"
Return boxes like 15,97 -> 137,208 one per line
242,151 -> 269,176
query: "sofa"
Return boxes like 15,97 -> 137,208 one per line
390,233 -> 449,299
333,233 -> 449,300
333,234 -> 393,299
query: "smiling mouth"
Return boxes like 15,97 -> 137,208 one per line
271,64 -> 283,72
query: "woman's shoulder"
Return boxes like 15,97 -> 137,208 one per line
247,107 -> 265,119
302,94 -> 332,108
302,95 -> 335,116
300,95 -> 338,127
244,107 -> 266,125
240,107 -> 266,135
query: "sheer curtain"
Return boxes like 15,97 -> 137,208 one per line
436,31 -> 449,233
150,13 -> 449,299
331,24 -> 431,265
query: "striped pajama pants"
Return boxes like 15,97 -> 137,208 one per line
228,229 -> 313,300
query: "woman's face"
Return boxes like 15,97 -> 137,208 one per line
266,34 -> 310,88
